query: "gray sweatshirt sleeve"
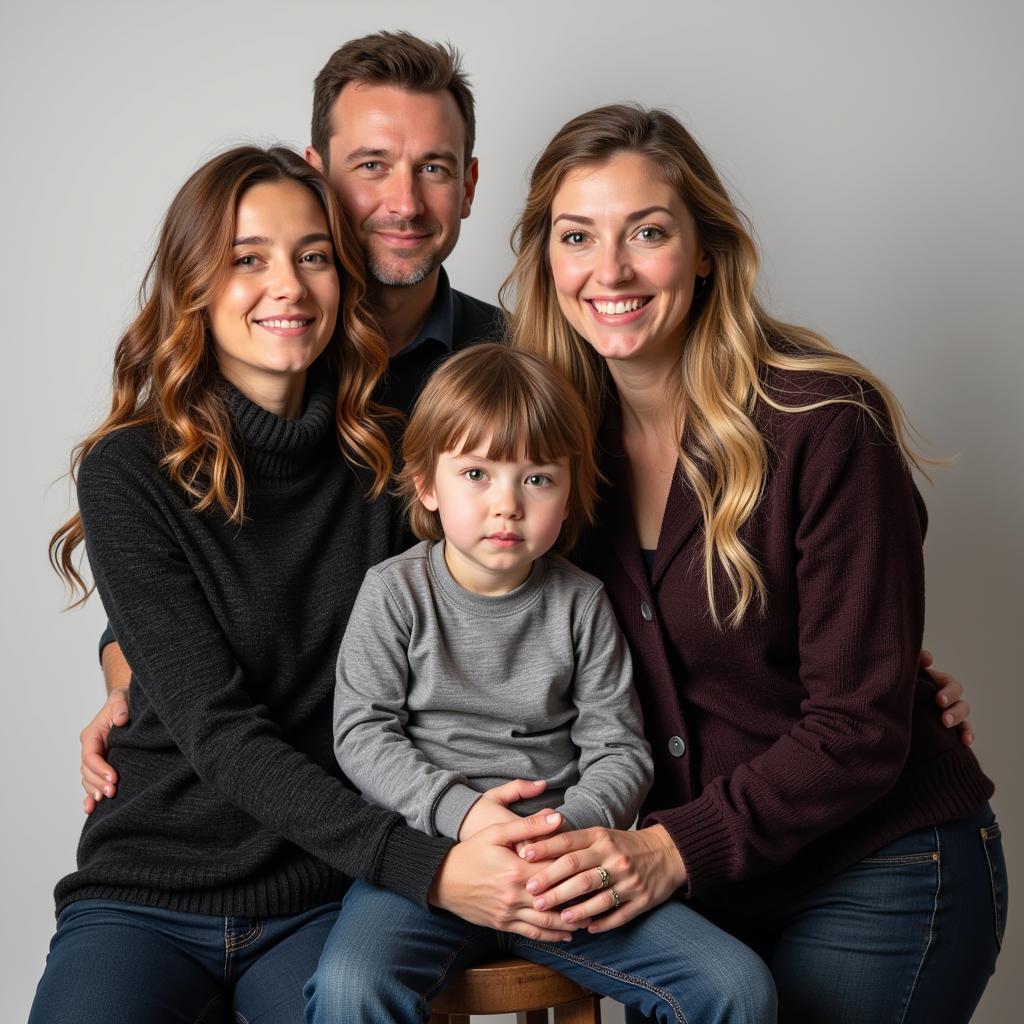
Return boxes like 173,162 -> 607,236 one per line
556,587 -> 653,831
333,570 -> 476,837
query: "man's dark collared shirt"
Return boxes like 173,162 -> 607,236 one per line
377,267 -> 503,416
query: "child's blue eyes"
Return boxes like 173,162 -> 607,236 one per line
464,469 -> 486,482
527,474 -> 552,487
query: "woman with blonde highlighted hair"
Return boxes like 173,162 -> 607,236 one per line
32,145 -> 551,1024
508,105 -> 1004,1022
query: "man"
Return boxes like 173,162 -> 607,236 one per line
82,32 -> 502,809
305,32 -> 499,414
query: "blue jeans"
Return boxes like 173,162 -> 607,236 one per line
305,881 -> 777,1023
29,898 -> 341,1024
630,804 -> 1008,1024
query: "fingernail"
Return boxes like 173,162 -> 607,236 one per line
526,881 -> 538,893
545,814 -> 560,823
943,713 -> 953,726
534,898 -> 546,910
937,694 -> 948,706
104,773 -> 113,782
525,850 -> 536,861
94,790 -> 101,800
561,911 -> 574,922
562,935 -> 573,942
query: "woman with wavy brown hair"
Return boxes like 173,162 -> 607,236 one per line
32,145 -> 542,1024
506,106 -> 1005,1022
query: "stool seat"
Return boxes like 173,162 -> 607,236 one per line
429,957 -> 601,1022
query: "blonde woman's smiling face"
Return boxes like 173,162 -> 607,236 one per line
547,151 -> 710,369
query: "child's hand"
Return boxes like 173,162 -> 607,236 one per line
459,796 -> 521,839
458,779 -> 548,841
484,778 -> 548,807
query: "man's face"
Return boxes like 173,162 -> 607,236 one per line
307,83 -> 477,289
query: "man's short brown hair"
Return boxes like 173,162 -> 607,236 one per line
311,31 -> 476,169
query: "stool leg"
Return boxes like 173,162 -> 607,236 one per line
516,1012 -> 549,1023
554,994 -> 601,1023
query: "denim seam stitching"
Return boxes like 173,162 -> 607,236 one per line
421,929 -> 484,1010
223,917 -> 231,984
515,938 -> 687,1023
226,920 -> 264,953
861,852 -> 939,865
194,993 -> 224,1024
897,825 -> 941,1024
980,827 -> 1004,950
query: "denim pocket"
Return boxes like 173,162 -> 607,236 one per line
861,824 -> 940,865
860,850 -> 939,866
980,821 -> 1007,950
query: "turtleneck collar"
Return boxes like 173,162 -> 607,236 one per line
219,362 -> 336,480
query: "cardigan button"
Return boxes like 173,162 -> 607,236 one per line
640,601 -> 653,621
668,735 -> 686,757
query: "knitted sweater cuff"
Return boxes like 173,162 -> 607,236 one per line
644,792 -> 734,897
373,822 -> 455,907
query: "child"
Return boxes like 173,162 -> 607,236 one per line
306,345 -> 776,1024
332,343 -> 652,841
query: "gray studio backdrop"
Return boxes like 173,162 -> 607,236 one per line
2,1 -> 1020,1020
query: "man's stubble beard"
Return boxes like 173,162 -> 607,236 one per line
362,219 -> 461,289
366,250 -> 440,288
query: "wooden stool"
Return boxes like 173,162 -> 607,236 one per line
428,957 -> 601,1022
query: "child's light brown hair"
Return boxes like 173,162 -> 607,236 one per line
397,344 -> 598,553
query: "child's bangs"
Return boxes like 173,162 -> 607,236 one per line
444,381 -> 575,467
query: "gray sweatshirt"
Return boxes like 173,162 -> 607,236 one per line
334,541 -> 653,839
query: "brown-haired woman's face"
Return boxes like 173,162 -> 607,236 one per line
547,151 -> 710,369
209,179 -> 340,399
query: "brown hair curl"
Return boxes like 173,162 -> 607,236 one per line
50,145 -> 393,602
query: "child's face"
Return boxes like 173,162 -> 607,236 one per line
417,436 -> 571,595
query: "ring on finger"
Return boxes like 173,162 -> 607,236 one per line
610,888 -> 622,908
596,865 -> 610,889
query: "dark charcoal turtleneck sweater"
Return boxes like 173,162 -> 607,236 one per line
55,369 -> 454,917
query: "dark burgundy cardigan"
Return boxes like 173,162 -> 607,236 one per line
579,370 -> 993,919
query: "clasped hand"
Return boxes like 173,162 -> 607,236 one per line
435,777 -> 687,940
521,823 -> 687,933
